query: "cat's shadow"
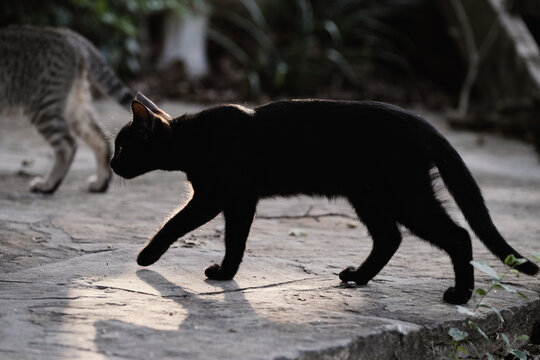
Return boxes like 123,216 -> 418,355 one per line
93,269 -> 283,359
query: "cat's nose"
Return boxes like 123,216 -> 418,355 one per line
109,159 -> 124,177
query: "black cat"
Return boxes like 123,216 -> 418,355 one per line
111,93 -> 539,304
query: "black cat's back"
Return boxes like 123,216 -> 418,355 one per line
232,99 -> 435,198
251,99 -> 435,158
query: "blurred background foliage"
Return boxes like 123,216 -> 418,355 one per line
0,0 -> 194,75
0,0 -> 462,105
207,0 -> 460,102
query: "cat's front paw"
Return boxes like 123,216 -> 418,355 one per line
137,235 -> 174,266
205,264 -> 235,280
137,246 -> 164,266
443,287 -> 472,305
29,177 -> 59,194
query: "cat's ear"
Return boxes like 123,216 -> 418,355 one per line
135,92 -> 173,121
131,100 -> 155,131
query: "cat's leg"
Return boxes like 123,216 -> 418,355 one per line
71,108 -> 112,192
30,111 -> 77,194
399,201 -> 473,305
339,199 -> 402,285
137,192 -> 222,266
66,75 -> 111,192
205,199 -> 257,280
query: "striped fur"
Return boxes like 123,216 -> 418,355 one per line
0,25 -> 134,193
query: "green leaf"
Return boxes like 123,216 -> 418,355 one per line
466,340 -> 477,353
509,349 -> 527,360
486,353 -> 495,360
532,253 -> 540,262
468,321 -> 489,340
477,303 -> 504,322
206,28 -> 251,66
505,254 -> 528,267
476,327 -> 489,340
448,327 -> 469,342
456,345 -> 468,356
497,282 -> 516,293
478,305 -> 504,322
323,20 -> 341,43
500,332 -> 510,347
273,61 -> 288,88
505,254 -> 517,266
516,334 -> 529,341
474,288 -> 487,296
456,305 -> 476,316
492,307 -> 504,323
324,48 -> 356,81
470,261 -> 500,280
517,291 -> 529,300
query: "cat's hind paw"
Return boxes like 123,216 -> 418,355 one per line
339,266 -> 357,282
339,266 -> 369,285
443,287 -> 472,305
29,176 -> 60,194
86,174 -> 111,193
205,264 -> 235,280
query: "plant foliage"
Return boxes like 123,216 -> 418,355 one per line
208,0 -> 423,97
0,0 -> 194,75
447,255 -> 537,359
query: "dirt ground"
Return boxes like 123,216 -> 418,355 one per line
0,100 -> 539,359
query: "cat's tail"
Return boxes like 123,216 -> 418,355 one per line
77,34 -> 134,108
431,134 -> 539,276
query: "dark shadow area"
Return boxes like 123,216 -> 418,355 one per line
93,269 -> 307,360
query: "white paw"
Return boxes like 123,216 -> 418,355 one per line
86,175 -> 110,193
29,176 -> 58,194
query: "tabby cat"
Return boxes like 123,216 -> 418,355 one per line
111,93 -> 539,304
0,25 -> 133,193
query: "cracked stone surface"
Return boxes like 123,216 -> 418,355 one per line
1,100 -> 539,359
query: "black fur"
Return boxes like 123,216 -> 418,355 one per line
111,95 -> 539,304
